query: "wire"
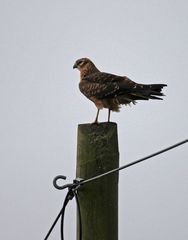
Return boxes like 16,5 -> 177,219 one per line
44,187 -> 73,240
44,185 -> 82,240
80,139 -> 188,186
60,188 -> 82,240
60,190 -> 71,240
74,190 -> 82,240
44,205 -> 64,240
45,138 -> 188,240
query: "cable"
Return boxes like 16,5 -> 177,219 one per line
44,187 -> 74,240
45,138 -> 187,240
60,190 -> 71,240
44,184 -> 82,240
80,139 -> 188,186
60,187 -> 82,240
74,190 -> 82,240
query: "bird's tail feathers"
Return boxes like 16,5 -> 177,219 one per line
136,83 -> 167,100
146,83 -> 167,92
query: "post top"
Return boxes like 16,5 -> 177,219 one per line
77,122 -> 118,140
78,122 -> 117,127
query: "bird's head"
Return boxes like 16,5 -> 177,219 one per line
73,58 -> 93,71
73,58 -> 100,79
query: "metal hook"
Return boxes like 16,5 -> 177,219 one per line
53,175 -> 73,190
53,175 -> 84,191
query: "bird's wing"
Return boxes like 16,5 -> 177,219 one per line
80,72 -> 136,99
83,72 -> 134,85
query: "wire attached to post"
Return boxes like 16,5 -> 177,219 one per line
44,139 -> 188,240
44,178 -> 83,240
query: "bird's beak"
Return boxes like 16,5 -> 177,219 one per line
73,62 -> 77,69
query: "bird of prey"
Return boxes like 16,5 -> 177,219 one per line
73,58 -> 167,123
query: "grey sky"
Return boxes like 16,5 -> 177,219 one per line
0,0 -> 187,239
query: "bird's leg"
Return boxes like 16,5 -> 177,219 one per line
108,109 -> 111,122
93,109 -> 100,123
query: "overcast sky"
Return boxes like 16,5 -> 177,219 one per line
0,1 -> 188,239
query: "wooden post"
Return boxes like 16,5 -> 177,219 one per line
76,122 -> 119,240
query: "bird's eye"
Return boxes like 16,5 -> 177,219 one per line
78,60 -> 85,66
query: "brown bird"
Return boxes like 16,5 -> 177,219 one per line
73,58 -> 167,123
